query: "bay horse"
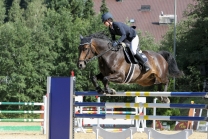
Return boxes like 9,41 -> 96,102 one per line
77,33 -> 184,103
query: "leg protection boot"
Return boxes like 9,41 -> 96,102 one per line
134,52 -> 150,73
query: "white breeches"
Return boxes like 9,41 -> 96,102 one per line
130,35 -> 139,55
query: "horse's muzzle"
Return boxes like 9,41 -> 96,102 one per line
77,60 -> 86,69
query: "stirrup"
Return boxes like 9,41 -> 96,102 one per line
144,67 -> 150,72
143,63 -> 150,72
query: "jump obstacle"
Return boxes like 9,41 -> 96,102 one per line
144,128 -> 193,139
0,96 -> 47,134
75,96 -> 146,132
46,76 -> 208,139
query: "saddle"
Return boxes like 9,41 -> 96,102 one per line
120,42 -> 147,64
123,45 -> 137,64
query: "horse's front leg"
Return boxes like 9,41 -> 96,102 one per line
91,73 -> 105,94
102,73 -> 125,95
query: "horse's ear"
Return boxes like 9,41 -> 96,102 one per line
80,35 -> 83,40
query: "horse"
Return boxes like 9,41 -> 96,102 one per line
77,33 -> 184,103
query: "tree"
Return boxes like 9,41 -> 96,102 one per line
82,0 -> 95,19
0,0 -> 55,102
68,0 -> 83,18
163,0 -> 208,68
160,0 -> 208,92
0,1 -> 6,25
138,30 -> 160,52
0,0 -> 28,101
22,0 -> 56,100
100,0 -> 108,14
7,0 -> 24,22
48,0 -> 84,19
179,0 -> 208,67
47,0 -> 70,10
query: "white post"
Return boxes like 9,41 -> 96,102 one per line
135,97 -> 146,131
153,98 -> 157,130
130,129 -> 133,139
96,128 -> 99,139
207,128 -> 208,139
97,97 -> 100,127
135,97 -> 139,129
144,104 -> 146,128
148,129 -> 151,139
80,106 -> 83,129
76,96 -> 84,132
43,95 -> 47,135
46,77 -> 51,139
196,109 -> 203,130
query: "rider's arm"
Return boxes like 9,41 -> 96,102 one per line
109,27 -> 116,41
115,23 -> 126,43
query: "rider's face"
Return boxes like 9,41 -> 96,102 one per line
104,20 -> 110,27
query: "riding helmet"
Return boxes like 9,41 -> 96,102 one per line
101,12 -> 113,22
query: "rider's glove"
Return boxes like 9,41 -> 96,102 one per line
112,41 -> 118,47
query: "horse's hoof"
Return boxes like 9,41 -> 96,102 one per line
157,97 -> 170,103
98,91 -> 105,94
96,87 -> 105,94
104,88 -> 116,95
110,89 -> 116,95
162,97 -> 170,103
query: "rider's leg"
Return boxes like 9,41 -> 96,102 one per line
134,51 -> 150,72
131,35 -> 150,72
130,35 -> 139,54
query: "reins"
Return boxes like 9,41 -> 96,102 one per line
80,42 -> 113,64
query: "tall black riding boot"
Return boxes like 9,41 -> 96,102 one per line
134,52 -> 150,73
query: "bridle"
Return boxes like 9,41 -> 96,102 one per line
78,42 -> 113,64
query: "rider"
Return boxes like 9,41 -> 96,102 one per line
101,12 -> 150,73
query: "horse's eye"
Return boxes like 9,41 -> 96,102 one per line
83,47 -> 88,51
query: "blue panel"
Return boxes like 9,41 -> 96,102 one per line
170,116 -> 208,121
169,103 -> 206,109
74,102 -> 105,107
75,91 -> 99,96
171,92 -> 207,97
49,77 -> 71,139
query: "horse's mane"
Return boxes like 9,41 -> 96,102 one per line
87,32 -> 111,41
80,32 -> 111,45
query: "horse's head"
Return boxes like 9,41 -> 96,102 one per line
77,33 -> 112,69
77,35 -> 96,69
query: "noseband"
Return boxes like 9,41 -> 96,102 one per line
79,42 -> 113,64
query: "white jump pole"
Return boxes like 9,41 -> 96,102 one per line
153,98 -> 157,130
97,97 -> 100,127
43,95 -> 47,135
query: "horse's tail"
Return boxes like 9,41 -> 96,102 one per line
158,51 -> 184,78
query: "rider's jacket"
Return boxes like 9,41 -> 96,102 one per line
109,22 -> 136,43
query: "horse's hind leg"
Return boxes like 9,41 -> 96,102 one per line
163,81 -> 168,92
162,82 -> 170,103
157,81 -> 170,103
91,73 -> 105,94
